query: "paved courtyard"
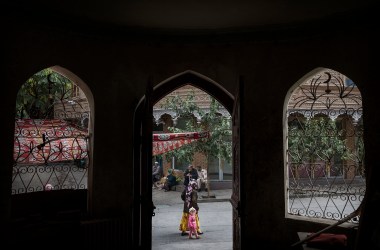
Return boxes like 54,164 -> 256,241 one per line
152,188 -> 233,250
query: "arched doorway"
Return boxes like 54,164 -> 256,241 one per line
133,71 -> 242,249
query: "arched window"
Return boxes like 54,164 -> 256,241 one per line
12,68 -> 91,194
285,68 -> 364,224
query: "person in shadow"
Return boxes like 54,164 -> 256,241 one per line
183,164 -> 198,187
152,161 -> 163,188
163,169 -> 177,192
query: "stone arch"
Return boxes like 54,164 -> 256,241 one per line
284,67 -> 364,224
153,70 -> 234,113
50,66 -> 95,199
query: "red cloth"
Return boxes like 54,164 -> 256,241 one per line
153,139 -> 196,156
306,233 -> 347,249
152,132 -> 209,156
14,119 -> 88,164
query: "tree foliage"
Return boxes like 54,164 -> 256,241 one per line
16,68 -> 73,119
288,116 -> 352,165
160,90 -> 232,163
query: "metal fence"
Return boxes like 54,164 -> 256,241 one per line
288,162 -> 365,223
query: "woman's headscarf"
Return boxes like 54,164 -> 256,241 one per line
185,179 -> 198,208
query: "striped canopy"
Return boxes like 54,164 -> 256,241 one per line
152,131 -> 209,156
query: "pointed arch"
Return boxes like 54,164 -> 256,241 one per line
133,71 -> 235,249
284,67 -> 365,224
152,72 -> 234,178
153,70 -> 234,113
12,65 -> 94,196
9,65 -> 95,248
50,66 -> 95,119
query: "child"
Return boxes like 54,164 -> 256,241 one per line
188,207 -> 200,239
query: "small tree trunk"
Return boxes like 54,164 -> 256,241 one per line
204,155 -> 213,198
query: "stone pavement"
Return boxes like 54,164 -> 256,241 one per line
152,188 -> 233,250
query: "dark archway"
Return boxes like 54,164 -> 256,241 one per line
153,71 -> 234,113
133,70 -> 238,249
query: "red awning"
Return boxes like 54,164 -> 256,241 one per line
152,131 -> 209,156
14,119 -> 88,164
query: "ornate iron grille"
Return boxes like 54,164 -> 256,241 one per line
286,69 -> 364,223
12,69 -> 90,194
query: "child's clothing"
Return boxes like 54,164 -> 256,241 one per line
188,210 -> 200,239
188,213 -> 197,231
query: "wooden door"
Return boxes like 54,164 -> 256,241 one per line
231,76 -> 244,250
133,77 -> 154,249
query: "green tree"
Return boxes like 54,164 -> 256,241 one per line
160,90 -> 232,164
16,69 -> 73,119
160,90 -> 232,196
288,116 -> 352,178
349,133 -> 365,176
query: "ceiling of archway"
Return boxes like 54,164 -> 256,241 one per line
2,0 -> 375,32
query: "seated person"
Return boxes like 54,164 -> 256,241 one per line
163,169 -> 178,191
196,166 -> 208,191
152,161 -> 163,188
183,164 -> 198,186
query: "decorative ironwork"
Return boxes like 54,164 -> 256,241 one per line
286,69 -> 365,223
12,69 -> 90,194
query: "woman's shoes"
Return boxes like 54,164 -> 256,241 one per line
197,231 -> 203,235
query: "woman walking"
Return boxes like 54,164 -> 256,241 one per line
179,179 -> 203,236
